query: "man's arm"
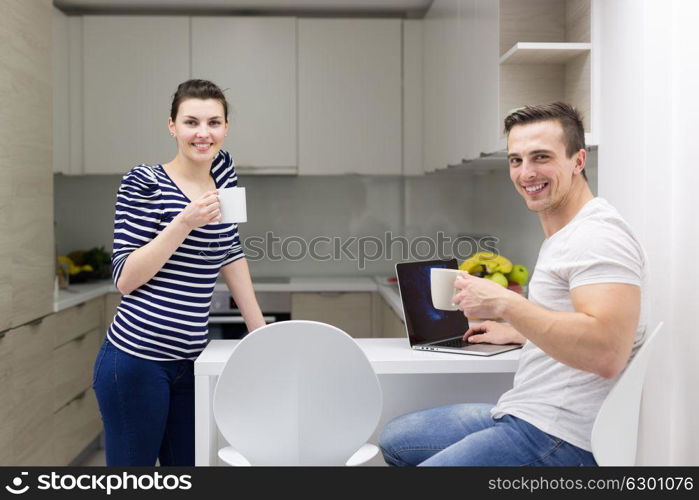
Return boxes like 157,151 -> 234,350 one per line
453,275 -> 640,379
503,283 -> 640,378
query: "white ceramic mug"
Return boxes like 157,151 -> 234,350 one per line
430,268 -> 465,311
218,187 -> 247,223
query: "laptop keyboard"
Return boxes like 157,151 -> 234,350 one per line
433,338 -> 465,348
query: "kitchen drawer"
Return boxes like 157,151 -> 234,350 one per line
6,318 -> 56,465
291,292 -> 373,338
53,297 -> 103,348
52,327 -> 101,412
53,389 -> 102,465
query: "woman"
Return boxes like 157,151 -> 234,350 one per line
93,79 -> 266,466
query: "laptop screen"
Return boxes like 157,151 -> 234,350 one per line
395,259 -> 470,346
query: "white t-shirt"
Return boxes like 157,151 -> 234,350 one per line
491,197 -> 648,451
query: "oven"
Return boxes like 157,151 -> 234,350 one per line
208,290 -> 291,340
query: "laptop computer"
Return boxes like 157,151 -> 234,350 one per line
395,259 -> 522,356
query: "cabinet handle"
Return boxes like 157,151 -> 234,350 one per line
66,389 -> 88,406
318,292 -> 345,297
27,317 -> 44,327
73,333 -> 89,342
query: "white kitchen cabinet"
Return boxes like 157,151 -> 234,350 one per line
403,20 -> 424,177
82,16 -> 190,174
470,0 -> 501,156
53,7 -> 70,175
423,0 -> 500,172
423,0 -> 459,173
52,12 -> 83,175
191,17 -> 297,173
298,19 -> 402,175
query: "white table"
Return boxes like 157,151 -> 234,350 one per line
194,338 -> 521,466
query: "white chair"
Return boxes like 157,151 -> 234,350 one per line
212,320 -> 383,466
591,322 -> 664,466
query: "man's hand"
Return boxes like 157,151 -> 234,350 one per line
452,272 -> 516,319
463,321 -> 526,345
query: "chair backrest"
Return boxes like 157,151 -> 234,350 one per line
212,320 -> 383,466
591,322 -> 664,466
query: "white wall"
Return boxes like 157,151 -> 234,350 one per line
598,0 -> 699,465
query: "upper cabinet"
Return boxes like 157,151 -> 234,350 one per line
402,20 -> 424,176
422,0 -> 459,173
82,16 -> 190,174
298,19 -> 402,175
423,0 -> 500,172
191,17 -> 297,174
60,16 -> 404,175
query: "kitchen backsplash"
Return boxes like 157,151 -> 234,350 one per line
54,152 -> 597,277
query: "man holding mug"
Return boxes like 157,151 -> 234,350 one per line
378,102 -> 647,466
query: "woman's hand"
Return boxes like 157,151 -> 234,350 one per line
179,190 -> 220,229
463,321 -> 526,345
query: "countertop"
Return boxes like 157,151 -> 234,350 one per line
54,276 -> 405,320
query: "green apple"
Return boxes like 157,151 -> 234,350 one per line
506,264 -> 529,285
486,272 -> 509,287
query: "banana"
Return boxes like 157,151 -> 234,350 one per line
461,252 -> 513,275
459,257 -> 484,274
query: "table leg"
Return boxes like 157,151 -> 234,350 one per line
195,375 -> 218,466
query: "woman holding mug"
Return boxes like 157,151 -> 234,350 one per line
93,79 -> 265,466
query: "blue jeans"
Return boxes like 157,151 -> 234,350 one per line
379,403 -> 597,466
92,338 -> 195,466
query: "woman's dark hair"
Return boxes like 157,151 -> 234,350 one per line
504,102 -> 587,180
170,79 -> 229,121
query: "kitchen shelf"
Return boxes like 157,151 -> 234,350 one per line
498,0 -> 593,137
500,42 -> 591,65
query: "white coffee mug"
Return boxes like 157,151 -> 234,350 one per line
218,187 -> 247,223
430,268 -> 465,311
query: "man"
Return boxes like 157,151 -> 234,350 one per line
379,102 -> 647,466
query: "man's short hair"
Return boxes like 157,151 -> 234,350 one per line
503,102 -> 587,180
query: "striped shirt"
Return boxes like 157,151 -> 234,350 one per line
107,150 -> 244,361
